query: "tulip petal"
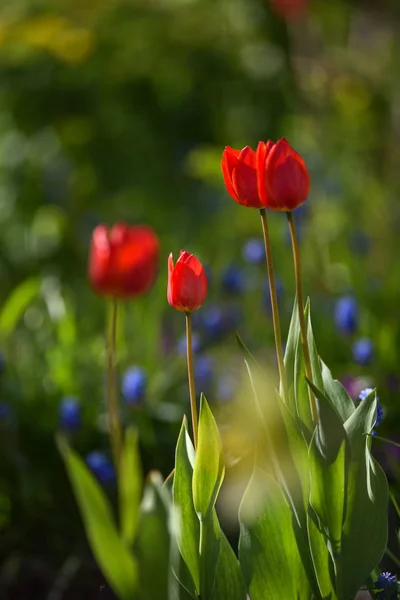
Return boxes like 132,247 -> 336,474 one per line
221,147 -> 241,203
264,138 -> 310,211
232,146 -> 262,208
256,140 -> 275,208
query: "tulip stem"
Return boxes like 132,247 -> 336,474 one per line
185,312 -> 198,449
107,298 -> 123,471
286,211 -> 317,424
259,208 -> 289,406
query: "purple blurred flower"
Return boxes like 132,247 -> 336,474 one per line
86,451 -> 115,485
352,338 -> 373,366
122,367 -> 147,405
59,397 -> 81,431
242,238 -> 264,265
334,296 -> 358,335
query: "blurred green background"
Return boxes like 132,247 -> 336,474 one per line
1,0 -> 400,597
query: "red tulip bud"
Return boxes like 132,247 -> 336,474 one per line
221,146 -> 263,209
168,251 -> 208,312
257,138 -> 310,212
88,223 -> 159,298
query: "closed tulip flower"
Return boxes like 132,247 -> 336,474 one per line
221,146 -> 263,208
88,222 -> 159,298
257,138 -> 310,211
168,251 -> 207,313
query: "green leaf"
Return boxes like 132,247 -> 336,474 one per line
307,379 -> 346,463
320,360 -> 355,423
198,510 -> 221,600
135,472 -> 171,600
210,524 -> 246,600
58,438 -> 138,600
239,469 -> 312,600
305,300 -> 324,393
192,395 -> 225,520
173,416 -> 200,594
341,391 -> 389,599
309,433 -> 347,555
294,333 -> 313,437
119,427 -> 142,546
284,297 -> 300,414
307,508 -> 338,600
0,277 -> 40,337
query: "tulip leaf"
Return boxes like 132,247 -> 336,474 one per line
135,472 -> 171,600
284,296 -> 300,414
58,437 -> 138,600
173,416 -> 200,594
320,360 -> 355,422
305,300 -> 324,393
192,395 -> 225,519
307,508 -> 338,600
239,468 -> 312,600
119,427 -> 142,546
0,277 -> 40,337
341,390 -> 389,599
294,332 -> 313,438
210,522 -> 246,600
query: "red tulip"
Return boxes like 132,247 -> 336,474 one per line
88,222 -> 159,298
221,146 -> 263,209
256,138 -> 310,212
269,0 -> 307,20
168,251 -> 207,312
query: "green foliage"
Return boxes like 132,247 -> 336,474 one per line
119,427 -> 142,546
58,436 -> 138,600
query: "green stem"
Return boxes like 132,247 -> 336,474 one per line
185,312 -> 198,449
286,211 -> 317,424
385,547 -> 400,569
259,208 -> 289,406
107,298 -> 123,471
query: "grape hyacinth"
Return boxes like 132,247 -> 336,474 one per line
374,572 -> 398,600
59,397 -> 81,432
353,338 -> 373,366
242,238 -> 265,265
85,451 -> 115,485
334,296 -> 358,335
122,366 -> 147,405
359,388 -> 383,430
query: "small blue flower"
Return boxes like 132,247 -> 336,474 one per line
375,572 -> 398,599
176,332 -> 202,356
122,367 -> 147,405
217,377 -> 235,402
59,397 -> 81,431
202,305 -> 226,338
352,337 -> 373,366
0,402 -> 10,420
334,296 -> 358,335
359,388 -> 384,429
242,238 -> 265,265
194,355 -> 214,392
221,265 -> 245,294
86,451 -> 115,485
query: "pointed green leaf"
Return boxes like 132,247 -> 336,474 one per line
320,360 -> 355,422
119,427 -> 142,546
173,416 -> 200,593
0,277 -> 40,337
58,438 -> 138,600
307,508 -> 338,600
294,333 -> 313,436
309,432 -> 347,554
210,512 -> 246,600
239,469 -> 312,600
284,297 -> 300,414
198,510 -> 221,599
341,391 -> 389,599
135,472 -> 171,600
307,379 -> 346,463
305,300 -> 324,393
192,395 -> 225,519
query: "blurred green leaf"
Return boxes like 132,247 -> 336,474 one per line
307,508 -> 338,600
135,471 -> 171,600
341,391 -> 389,599
210,520 -> 246,600
119,427 -> 142,546
58,437 -> 138,600
173,416 -> 200,595
320,360 -> 355,422
0,277 -> 40,337
192,394 -> 224,520
284,296 -> 300,415
239,469 -> 312,599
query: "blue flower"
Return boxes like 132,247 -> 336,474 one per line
242,238 -> 265,265
122,367 -> 147,405
85,451 -> 115,485
59,397 -> 81,431
194,355 -> 214,392
375,572 -> 398,599
217,377 -> 235,402
359,388 -> 384,429
334,296 -> 358,335
352,337 -> 373,366
0,402 -> 10,420
221,265 -> 245,294
176,332 -> 202,356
